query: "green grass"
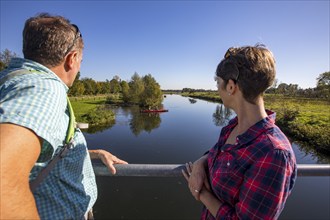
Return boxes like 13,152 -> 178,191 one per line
264,95 -> 330,154
70,96 -> 108,123
182,91 -> 221,102
264,95 -> 329,127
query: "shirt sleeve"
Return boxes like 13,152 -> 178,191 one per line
216,149 -> 295,220
0,76 -> 68,151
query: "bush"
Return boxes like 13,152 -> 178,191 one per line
81,106 -> 115,125
292,124 -> 330,154
276,105 -> 330,155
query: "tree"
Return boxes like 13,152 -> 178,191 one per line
287,84 -> 299,97
316,72 -> 330,98
140,74 -> 163,108
100,81 -> 111,94
122,72 -> 163,108
121,80 -> 130,102
277,83 -> 289,94
68,72 -> 85,96
113,75 -> 121,82
126,72 -> 144,104
182,88 -> 196,93
69,81 -> 85,96
0,49 -> 18,71
110,78 -> 121,93
316,72 -> 330,87
96,82 -> 103,94
81,78 -> 97,95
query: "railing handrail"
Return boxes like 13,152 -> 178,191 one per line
93,163 -> 330,177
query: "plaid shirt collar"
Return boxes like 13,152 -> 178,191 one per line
219,110 -> 276,152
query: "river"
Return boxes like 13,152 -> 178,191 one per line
85,94 -> 330,220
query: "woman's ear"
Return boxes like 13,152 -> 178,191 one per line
226,79 -> 237,94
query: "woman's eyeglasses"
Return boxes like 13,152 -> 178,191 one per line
64,24 -> 82,55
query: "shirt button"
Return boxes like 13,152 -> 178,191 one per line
221,150 -> 224,153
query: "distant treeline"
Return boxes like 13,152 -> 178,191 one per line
69,72 -> 163,108
165,72 -> 330,100
0,49 -> 329,100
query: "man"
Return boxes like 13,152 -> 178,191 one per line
0,13 -> 127,219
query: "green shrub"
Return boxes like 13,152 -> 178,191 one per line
81,106 -> 115,125
276,105 -> 330,155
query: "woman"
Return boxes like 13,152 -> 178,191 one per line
182,45 -> 297,220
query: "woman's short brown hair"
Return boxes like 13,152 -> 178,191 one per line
23,13 -> 84,67
216,44 -> 276,104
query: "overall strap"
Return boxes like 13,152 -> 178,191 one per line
65,96 -> 76,144
0,68 -> 76,191
0,69 -> 36,85
30,97 -> 76,192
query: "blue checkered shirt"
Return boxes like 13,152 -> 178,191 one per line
0,58 -> 97,219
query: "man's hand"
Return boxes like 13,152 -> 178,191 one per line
89,149 -> 128,174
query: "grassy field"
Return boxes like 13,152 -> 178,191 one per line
264,96 -> 329,127
182,91 -> 221,103
264,95 -> 329,154
69,96 -> 109,123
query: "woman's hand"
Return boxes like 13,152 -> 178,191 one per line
89,149 -> 128,174
182,155 -> 208,200
182,159 -> 222,218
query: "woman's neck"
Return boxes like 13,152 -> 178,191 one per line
234,97 -> 268,135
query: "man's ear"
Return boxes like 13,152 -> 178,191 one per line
64,51 -> 78,71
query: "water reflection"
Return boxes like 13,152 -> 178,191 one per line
85,105 -> 162,135
129,109 -> 161,136
293,142 -> 330,164
212,104 -> 233,126
86,121 -> 115,134
188,98 -> 197,104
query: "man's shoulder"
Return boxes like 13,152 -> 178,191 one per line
2,68 -> 66,95
1,58 -> 67,92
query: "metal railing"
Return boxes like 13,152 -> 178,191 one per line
93,163 -> 330,177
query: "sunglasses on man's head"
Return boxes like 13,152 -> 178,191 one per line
64,24 -> 82,55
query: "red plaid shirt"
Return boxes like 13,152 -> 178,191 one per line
202,111 -> 297,220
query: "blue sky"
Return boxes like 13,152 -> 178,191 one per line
1,0 -> 329,90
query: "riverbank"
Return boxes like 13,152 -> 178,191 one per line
182,92 -> 330,155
